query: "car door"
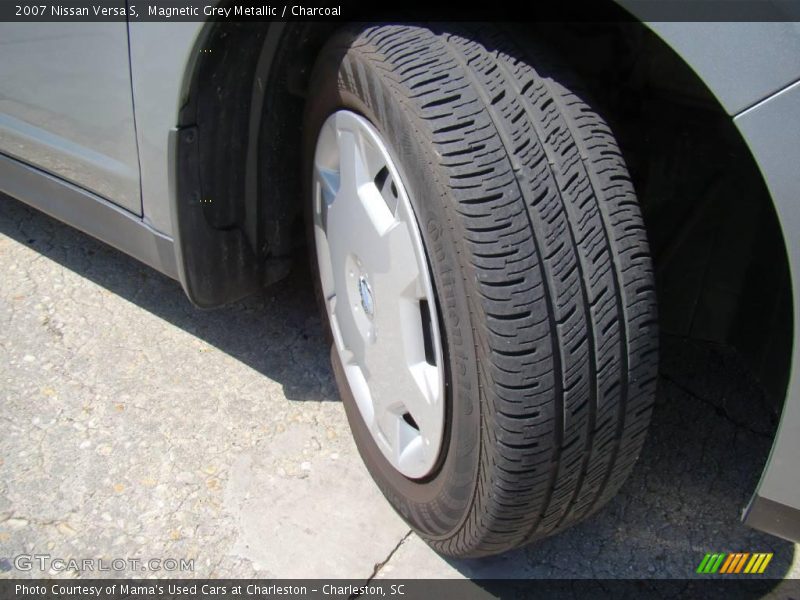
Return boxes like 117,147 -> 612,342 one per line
0,19 -> 141,214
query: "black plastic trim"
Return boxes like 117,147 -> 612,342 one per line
171,21 -> 292,309
171,126 -> 266,308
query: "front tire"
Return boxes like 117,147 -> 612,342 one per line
304,24 -> 658,558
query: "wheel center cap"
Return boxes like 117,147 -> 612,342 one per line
358,275 -> 374,319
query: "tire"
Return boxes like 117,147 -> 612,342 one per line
303,24 -> 659,558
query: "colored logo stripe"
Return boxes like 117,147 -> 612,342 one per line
746,553 -> 773,574
720,553 -> 749,573
697,553 -> 773,574
697,553 -> 726,573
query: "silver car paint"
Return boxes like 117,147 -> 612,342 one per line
128,22 -> 204,234
643,22 -> 800,115
0,21 -> 141,214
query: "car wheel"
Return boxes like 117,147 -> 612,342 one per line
303,24 -> 658,558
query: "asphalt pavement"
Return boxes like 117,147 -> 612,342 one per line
0,194 -> 797,593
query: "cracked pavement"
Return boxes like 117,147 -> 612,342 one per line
0,194 -> 798,589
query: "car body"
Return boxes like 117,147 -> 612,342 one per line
0,9 -> 797,546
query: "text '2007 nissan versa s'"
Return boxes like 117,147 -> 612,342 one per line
0,2 -> 798,558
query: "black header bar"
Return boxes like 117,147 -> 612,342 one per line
1,0 -> 800,22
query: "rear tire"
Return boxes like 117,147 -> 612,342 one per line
304,24 -> 658,558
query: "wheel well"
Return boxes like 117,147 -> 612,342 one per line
173,20 -> 335,308
520,21 -> 793,406
177,19 -> 793,408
